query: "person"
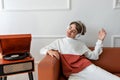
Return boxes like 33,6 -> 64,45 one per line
40,21 -> 120,80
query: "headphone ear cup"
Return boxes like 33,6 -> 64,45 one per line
75,34 -> 81,39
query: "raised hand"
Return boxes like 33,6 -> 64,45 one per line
98,28 -> 106,41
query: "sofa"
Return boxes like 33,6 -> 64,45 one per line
38,47 -> 120,80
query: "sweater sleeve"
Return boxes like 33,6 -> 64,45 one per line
84,40 -> 103,60
40,39 -> 59,55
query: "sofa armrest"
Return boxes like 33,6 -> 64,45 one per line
38,54 -> 60,80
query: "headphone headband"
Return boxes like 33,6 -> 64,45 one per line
76,21 -> 84,34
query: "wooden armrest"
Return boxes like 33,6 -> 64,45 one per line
38,54 -> 60,80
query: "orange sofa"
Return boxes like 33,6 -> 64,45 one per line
38,47 -> 120,80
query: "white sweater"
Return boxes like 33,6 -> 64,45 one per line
40,37 -> 103,60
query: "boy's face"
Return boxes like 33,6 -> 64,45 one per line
66,24 -> 78,38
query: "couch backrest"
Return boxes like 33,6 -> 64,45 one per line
90,47 -> 120,74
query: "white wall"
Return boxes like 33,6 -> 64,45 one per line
0,0 -> 120,80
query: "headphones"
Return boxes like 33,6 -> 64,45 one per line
67,21 -> 85,39
76,21 -> 84,34
74,21 -> 84,39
